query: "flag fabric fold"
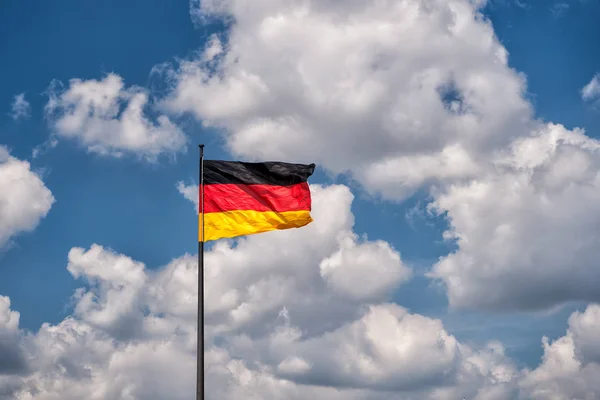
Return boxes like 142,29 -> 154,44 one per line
199,160 -> 315,242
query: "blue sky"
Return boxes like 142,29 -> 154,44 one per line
2,0 -> 600,398
0,0 -> 207,327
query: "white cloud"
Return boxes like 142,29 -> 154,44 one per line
581,73 -> 600,102
0,297 -> 19,333
568,305 -> 600,364
10,93 -> 31,120
319,236 -> 411,301
222,304 -> 520,398
193,184 -> 411,337
162,0 -> 532,200
4,183 -> 600,397
67,244 -> 149,339
265,304 -> 476,390
428,123 -> 600,311
16,316 -> 195,400
45,73 -> 187,162
0,184 -> 519,399
176,181 -> 198,211
158,0 -> 600,314
0,296 -> 27,375
177,180 -> 411,302
0,146 -> 55,249
519,304 -> 600,399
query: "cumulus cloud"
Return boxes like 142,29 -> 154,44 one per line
0,296 -> 27,376
15,315 -> 195,400
10,93 -> 30,120
220,304 -> 520,399
0,146 -> 55,249
0,184 -> 516,399
162,0 -> 532,200
67,244 -> 149,340
266,304 -> 475,390
319,237 -> 410,301
3,182 -> 600,398
45,73 -> 187,161
581,73 -> 600,102
429,123 -> 600,311
157,0 -> 600,314
520,304 -> 600,399
181,183 -> 411,337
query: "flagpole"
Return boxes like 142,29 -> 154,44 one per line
197,144 -> 205,400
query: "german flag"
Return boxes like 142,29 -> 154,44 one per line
199,160 -> 315,242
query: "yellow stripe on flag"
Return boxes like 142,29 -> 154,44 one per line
199,209 -> 313,242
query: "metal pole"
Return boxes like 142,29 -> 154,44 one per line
197,144 -> 205,400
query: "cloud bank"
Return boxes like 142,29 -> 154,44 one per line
0,184 -> 599,398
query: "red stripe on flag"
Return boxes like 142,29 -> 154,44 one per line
202,182 -> 311,213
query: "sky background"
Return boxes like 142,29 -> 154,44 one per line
0,0 -> 597,357
1,0 -> 600,398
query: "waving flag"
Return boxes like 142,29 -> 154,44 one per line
199,160 -> 315,242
